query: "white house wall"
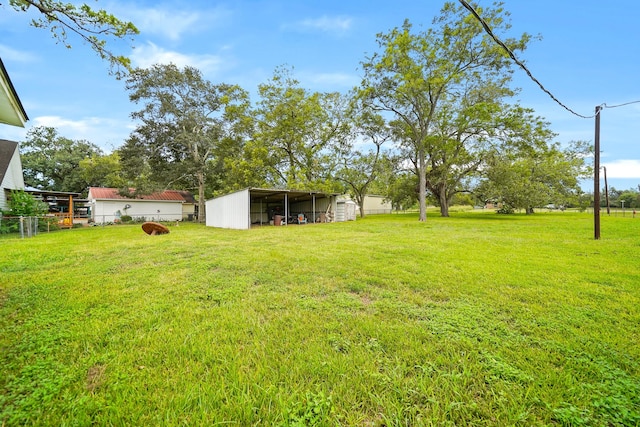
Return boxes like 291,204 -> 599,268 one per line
0,147 -> 24,211
206,189 -> 250,230
91,200 -> 183,223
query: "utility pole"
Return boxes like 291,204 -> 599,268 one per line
594,105 -> 601,239
593,105 -> 601,240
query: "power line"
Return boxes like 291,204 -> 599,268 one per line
603,100 -> 640,109
458,0 -> 596,119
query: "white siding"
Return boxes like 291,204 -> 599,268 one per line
90,200 -> 183,223
206,189 -> 250,229
336,200 -> 357,222
0,147 -> 24,212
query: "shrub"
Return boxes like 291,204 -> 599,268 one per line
496,205 -> 515,214
3,190 -> 48,216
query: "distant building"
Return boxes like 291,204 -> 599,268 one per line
87,187 -> 196,223
361,195 -> 392,215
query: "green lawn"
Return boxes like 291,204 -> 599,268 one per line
1,211 -> 639,426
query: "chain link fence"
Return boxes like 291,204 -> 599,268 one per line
1,216 -> 41,238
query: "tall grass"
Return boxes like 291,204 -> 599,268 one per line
1,211 -> 639,426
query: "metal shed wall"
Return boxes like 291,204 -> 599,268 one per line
363,195 -> 392,215
206,189 -> 250,229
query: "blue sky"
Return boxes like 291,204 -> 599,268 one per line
1,0 -> 639,191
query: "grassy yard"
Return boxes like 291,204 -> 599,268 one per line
1,211 -> 639,426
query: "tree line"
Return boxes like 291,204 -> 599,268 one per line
17,2 -> 596,222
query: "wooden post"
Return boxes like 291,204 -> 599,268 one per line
69,195 -> 74,227
594,105 -> 601,240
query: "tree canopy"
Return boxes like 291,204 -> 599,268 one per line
124,63 -> 251,221
20,126 -> 103,193
9,0 -> 138,75
359,2 -> 534,220
477,141 -> 592,213
244,66 -> 350,191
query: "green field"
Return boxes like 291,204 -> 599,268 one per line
1,211 -> 639,426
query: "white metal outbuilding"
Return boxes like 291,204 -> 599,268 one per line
205,188 -> 339,230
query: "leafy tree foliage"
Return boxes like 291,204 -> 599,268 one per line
9,0 -> 138,75
79,152 -> 125,189
380,170 -> 418,212
124,64 -> 251,221
477,141 -> 591,214
1,189 -> 48,216
359,2 -> 533,220
20,126 -> 103,193
334,104 -> 393,217
242,66 -> 350,191
603,187 -> 640,209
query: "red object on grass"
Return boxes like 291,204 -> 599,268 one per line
142,222 -> 170,235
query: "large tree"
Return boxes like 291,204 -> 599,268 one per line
249,66 -> 350,191
9,0 -> 138,74
124,64 -> 250,221
359,2 -> 532,220
20,126 -> 103,193
78,152 -> 125,189
477,141 -> 591,214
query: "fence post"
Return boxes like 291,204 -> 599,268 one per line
19,216 -> 24,239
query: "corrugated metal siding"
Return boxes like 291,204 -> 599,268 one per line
88,187 -> 186,201
206,189 -> 250,229
363,195 -> 392,215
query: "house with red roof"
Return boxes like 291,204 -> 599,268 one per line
87,187 -> 196,223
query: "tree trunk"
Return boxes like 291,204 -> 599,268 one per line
439,189 -> 449,217
197,170 -> 205,223
418,147 -> 427,222
356,193 -> 366,218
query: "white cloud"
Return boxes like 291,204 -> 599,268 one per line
602,159 -> 640,178
112,4 -> 232,41
130,42 -> 225,75
0,44 -> 38,63
285,15 -> 353,35
131,10 -> 200,41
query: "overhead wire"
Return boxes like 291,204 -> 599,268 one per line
602,100 -> 640,109
458,0 -> 603,119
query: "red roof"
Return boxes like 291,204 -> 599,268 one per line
88,187 -> 191,202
